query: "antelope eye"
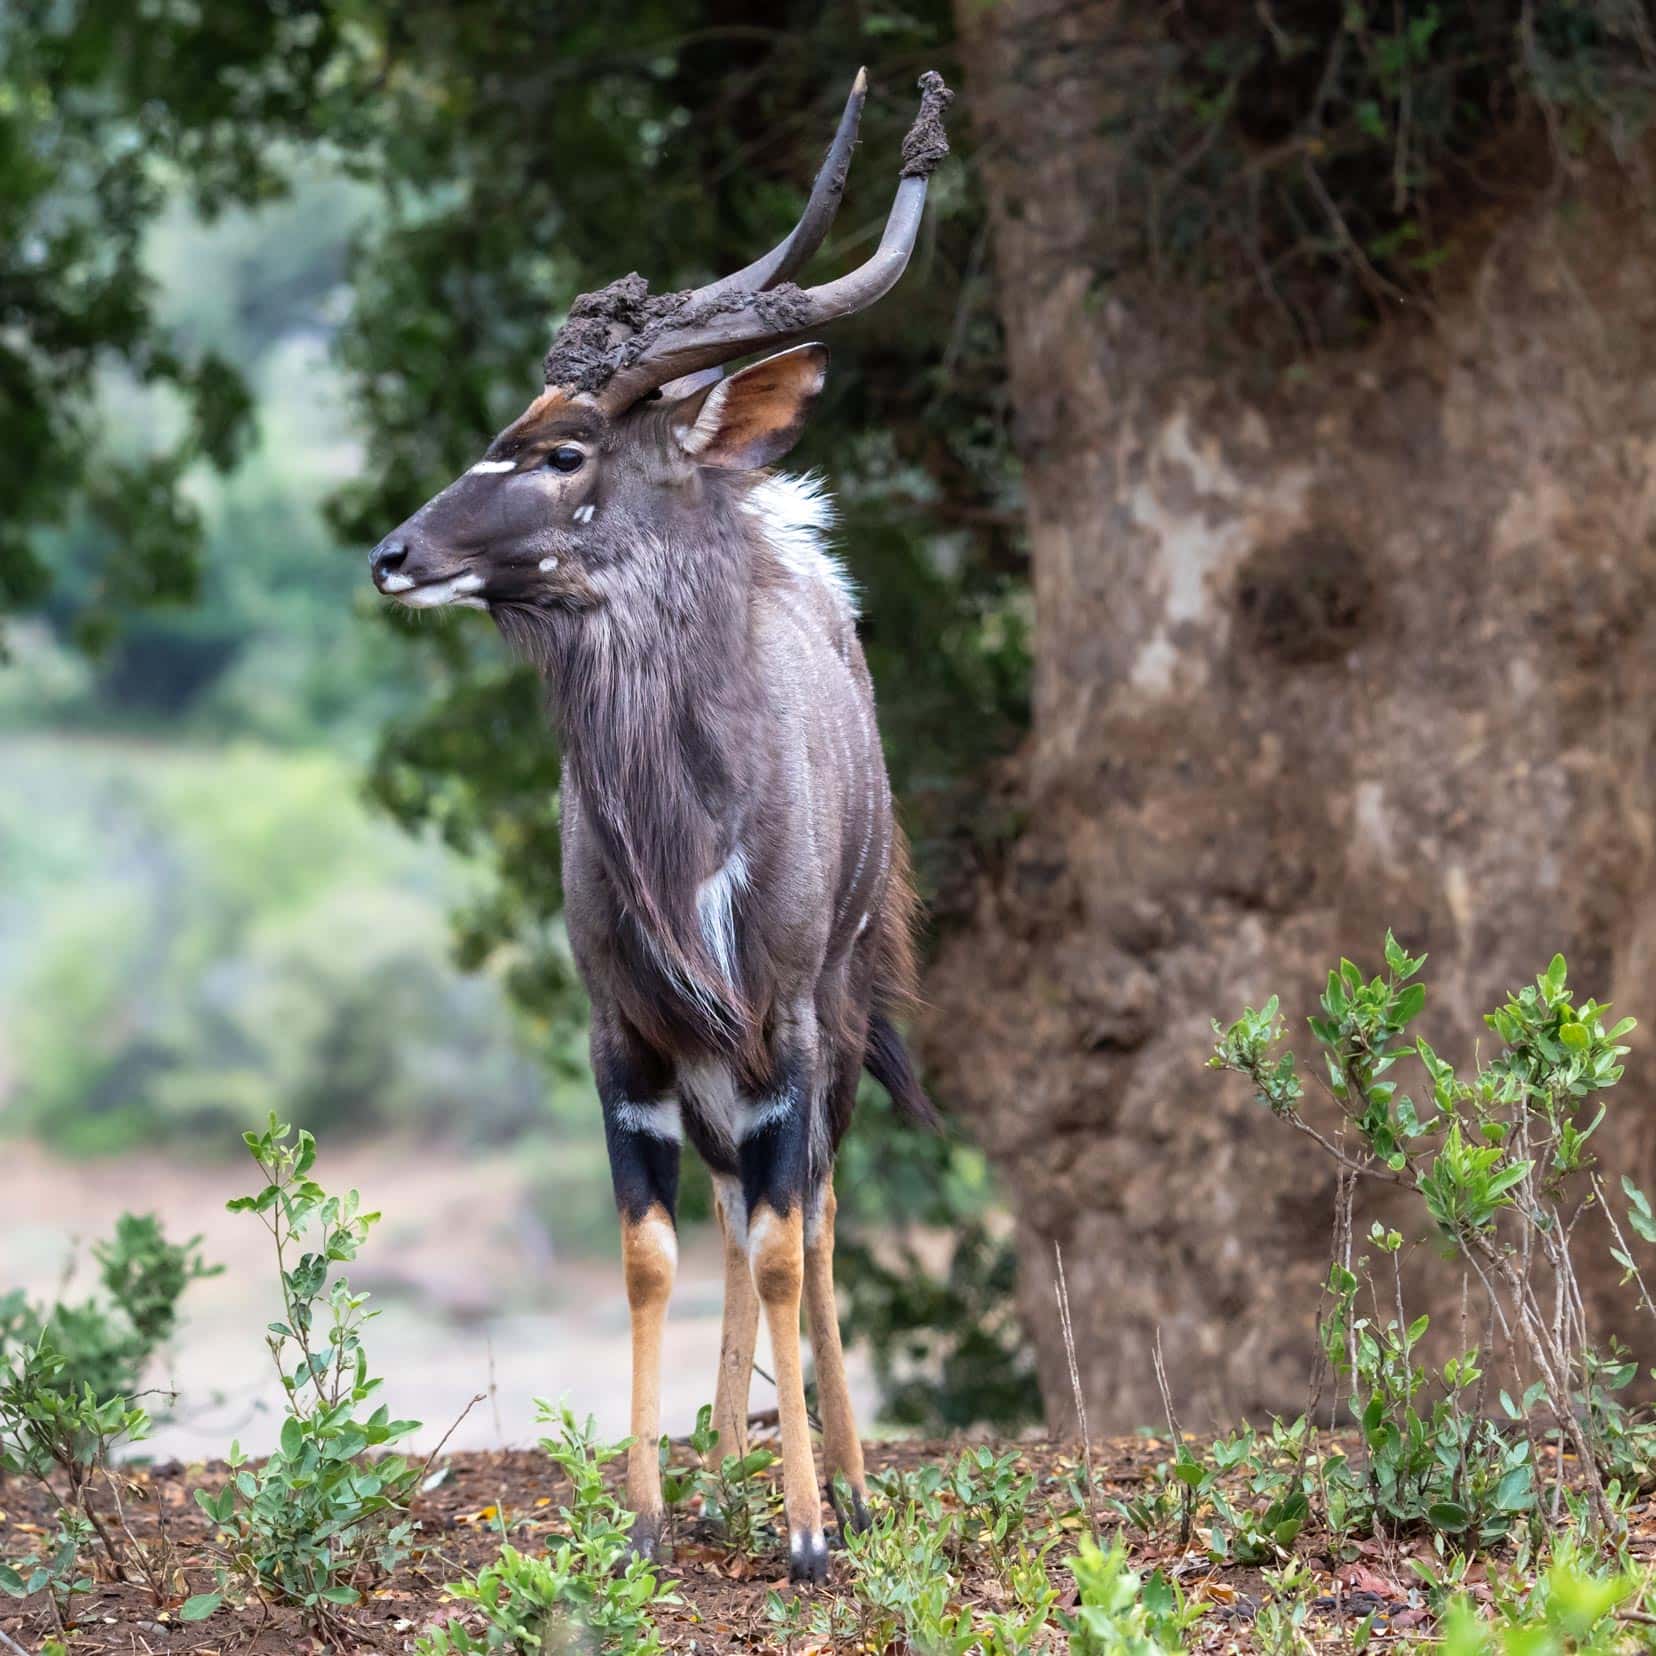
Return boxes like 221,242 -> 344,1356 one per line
544,445 -> 585,473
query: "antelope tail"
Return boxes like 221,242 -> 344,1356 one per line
863,1007 -> 940,1130
862,829 -> 940,1130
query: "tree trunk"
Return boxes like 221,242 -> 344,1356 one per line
940,0 -> 1656,1430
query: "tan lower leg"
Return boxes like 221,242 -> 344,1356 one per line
750,1202 -> 827,1581
711,1186 -> 759,1462
621,1204 -> 676,1551
803,1187 -> 868,1527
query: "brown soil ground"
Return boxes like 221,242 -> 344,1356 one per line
2,1432 -> 1644,1654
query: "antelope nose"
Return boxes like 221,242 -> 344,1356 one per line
371,539 -> 410,586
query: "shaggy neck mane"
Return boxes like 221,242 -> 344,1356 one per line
495,480 -> 767,1036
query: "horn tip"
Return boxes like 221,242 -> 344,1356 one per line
853,65 -> 868,94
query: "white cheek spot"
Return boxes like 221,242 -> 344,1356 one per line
539,556 -> 559,573
469,459 -> 516,475
573,503 -> 596,524
452,572 -> 484,594
379,573 -> 414,593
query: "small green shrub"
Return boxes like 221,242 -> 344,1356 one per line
767,1447 -> 1060,1655
1211,938 -> 1656,1538
417,1402 -> 678,1655
1063,1536 -> 1195,1655
659,1403 -> 780,1558
0,1334 -> 157,1628
0,1211 -> 217,1404
1439,1536 -> 1646,1655
194,1116 -> 419,1630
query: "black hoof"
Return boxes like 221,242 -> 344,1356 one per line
827,1480 -> 872,1538
789,1528 -> 830,1585
628,1511 -> 663,1564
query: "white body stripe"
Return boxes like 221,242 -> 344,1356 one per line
739,1091 -> 794,1142
696,847 -> 748,987
610,1100 -> 683,1142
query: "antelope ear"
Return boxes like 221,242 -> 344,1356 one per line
674,343 -> 828,470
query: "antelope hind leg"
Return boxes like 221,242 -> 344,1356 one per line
803,1183 -> 870,1532
749,1199 -> 828,1582
711,1177 -> 760,1461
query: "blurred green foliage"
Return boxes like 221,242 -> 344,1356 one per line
0,1212 -> 218,1404
0,0 -> 373,642
0,738 -> 551,1156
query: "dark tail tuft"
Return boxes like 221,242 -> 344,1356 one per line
862,825 -> 939,1129
864,1010 -> 941,1130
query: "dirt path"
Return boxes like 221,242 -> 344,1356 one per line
2,1142 -> 875,1458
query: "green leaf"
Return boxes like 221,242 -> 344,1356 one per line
0,1563 -> 27,1597
317,1584 -> 361,1604
1427,1500 -> 1472,1531
1623,1177 -> 1656,1244
180,1593 -> 222,1622
279,1415 -> 304,1459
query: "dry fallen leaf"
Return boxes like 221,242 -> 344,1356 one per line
1338,1562 -> 1408,1600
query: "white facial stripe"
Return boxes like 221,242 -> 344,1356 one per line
469,459 -> 516,475
611,1100 -> 683,1143
573,503 -> 596,524
379,573 -> 414,593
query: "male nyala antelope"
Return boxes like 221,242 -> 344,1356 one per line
368,70 -> 951,1583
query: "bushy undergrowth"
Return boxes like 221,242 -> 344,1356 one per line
418,1404 -> 678,1656
1211,938 -> 1656,1537
193,1116 -> 423,1631
0,1212 -> 217,1405
14,953 -> 1656,1656
0,1215 -> 216,1631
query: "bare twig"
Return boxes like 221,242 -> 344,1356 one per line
1592,1172 -> 1656,1328
750,1364 -> 822,1435
1053,1242 -> 1100,1546
1152,1328 -> 1193,1553
486,1331 -> 504,1444
416,1392 -> 487,1491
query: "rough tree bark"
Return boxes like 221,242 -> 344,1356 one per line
937,0 -> 1656,1429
